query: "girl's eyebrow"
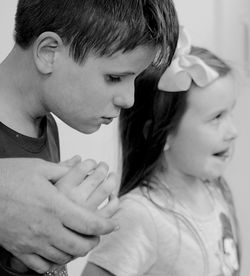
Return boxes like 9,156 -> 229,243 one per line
208,100 -> 237,119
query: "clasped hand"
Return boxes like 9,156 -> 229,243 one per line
0,157 -> 119,273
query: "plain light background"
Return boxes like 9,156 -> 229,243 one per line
0,1 -> 249,275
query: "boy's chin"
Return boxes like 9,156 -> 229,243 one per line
75,123 -> 102,134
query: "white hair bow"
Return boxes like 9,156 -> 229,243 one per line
158,27 -> 219,92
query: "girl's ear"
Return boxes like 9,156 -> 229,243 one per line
163,142 -> 170,151
33,32 -> 63,74
164,134 -> 172,151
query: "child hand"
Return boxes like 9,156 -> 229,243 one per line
57,158 -> 119,219
60,155 -> 82,168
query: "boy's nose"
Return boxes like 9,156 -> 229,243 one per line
114,86 -> 135,109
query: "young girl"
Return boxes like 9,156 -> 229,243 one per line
82,28 -> 241,276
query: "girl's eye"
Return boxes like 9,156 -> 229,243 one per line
106,75 -> 122,83
211,112 -> 224,125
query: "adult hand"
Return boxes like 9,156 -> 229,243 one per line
0,158 -> 118,273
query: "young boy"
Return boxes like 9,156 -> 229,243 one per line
0,0 -> 179,275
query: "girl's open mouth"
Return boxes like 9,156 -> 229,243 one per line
213,149 -> 230,160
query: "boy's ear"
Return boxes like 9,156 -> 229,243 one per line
33,32 -> 63,74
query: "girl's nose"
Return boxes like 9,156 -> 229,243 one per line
225,121 -> 238,141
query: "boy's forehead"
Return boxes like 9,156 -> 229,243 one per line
91,46 -> 158,70
109,46 -> 157,58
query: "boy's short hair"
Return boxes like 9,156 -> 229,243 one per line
15,0 -> 179,65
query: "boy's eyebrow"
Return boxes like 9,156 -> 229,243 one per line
231,100 -> 237,109
107,71 -> 135,76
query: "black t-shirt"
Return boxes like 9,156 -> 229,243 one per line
0,114 -> 60,161
0,114 -> 60,275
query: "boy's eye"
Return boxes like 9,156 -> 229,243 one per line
214,113 -> 222,120
106,75 -> 122,83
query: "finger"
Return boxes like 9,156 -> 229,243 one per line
53,193 -> 119,235
85,172 -> 117,209
73,162 -> 109,204
60,155 -> 82,168
36,245 -> 74,266
97,193 -> 120,218
9,258 -> 29,273
16,254 -> 52,274
51,229 -> 100,257
56,159 -> 97,192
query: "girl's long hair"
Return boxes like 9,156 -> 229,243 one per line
119,46 -> 241,271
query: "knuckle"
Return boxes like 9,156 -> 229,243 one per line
52,252 -> 72,265
10,236 -> 35,255
28,222 -> 44,238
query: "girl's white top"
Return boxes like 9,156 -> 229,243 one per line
88,184 -> 239,276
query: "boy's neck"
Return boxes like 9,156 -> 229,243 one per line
0,46 -> 47,138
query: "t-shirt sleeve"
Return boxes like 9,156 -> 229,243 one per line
88,197 -> 158,276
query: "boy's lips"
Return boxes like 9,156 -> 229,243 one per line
100,112 -> 120,124
101,117 -> 114,124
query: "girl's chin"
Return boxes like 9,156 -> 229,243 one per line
200,166 -> 226,182
201,170 -> 225,182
